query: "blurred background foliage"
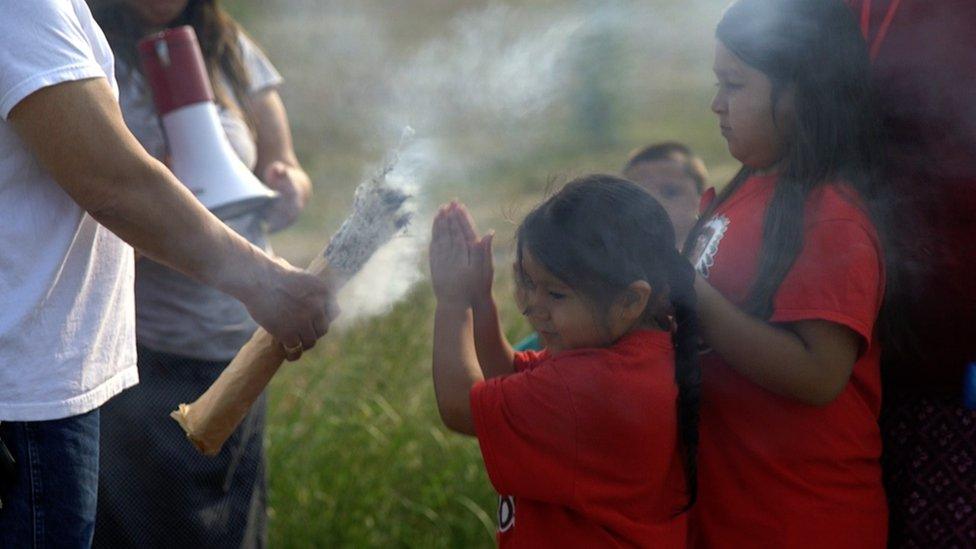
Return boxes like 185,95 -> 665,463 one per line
225,0 -> 733,545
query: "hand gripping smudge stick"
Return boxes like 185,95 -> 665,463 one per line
171,130 -> 414,455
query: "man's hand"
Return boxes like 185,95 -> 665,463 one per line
244,256 -> 339,361
8,77 -> 336,361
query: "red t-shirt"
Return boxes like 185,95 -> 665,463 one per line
470,329 -> 689,548
689,175 -> 888,548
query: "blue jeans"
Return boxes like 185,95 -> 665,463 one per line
0,409 -> 100,549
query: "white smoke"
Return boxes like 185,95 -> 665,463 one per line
260,1 -> 727,325
327,4 -> 600,326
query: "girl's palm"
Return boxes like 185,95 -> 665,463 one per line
429,203 -> 494,306
453,203 -> 495,305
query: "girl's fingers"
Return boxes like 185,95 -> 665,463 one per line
456,203 -> 478,243
447,211 -> 470,263
471,230 -> 485,266
430,206 -> 457,267
481,232 -> 495,281
430,208 -> 448,246
483,231 -> 495,268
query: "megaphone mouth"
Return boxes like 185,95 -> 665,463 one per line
211,195 -> 278,221
138,26 -> 277,221
161,102 -> 278,220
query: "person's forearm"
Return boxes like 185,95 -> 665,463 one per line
10,78 -> 335,353
10,78 -> 270,301
471,297 -> 516,379
432,302 -> 484,435
250,89 -> 311,199
87,155 -> 268,300
694,275 -> 848,405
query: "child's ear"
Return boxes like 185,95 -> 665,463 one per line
612,280 -> 652,327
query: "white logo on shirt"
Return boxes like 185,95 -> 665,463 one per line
690,215 -> 730,278
498,495 -> 515,532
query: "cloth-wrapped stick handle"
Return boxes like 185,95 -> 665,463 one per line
171,255 -> 334,456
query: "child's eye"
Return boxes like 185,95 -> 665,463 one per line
548,291 -> 566,300
662,184 -> 683,199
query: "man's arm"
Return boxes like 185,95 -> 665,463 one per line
9,77 -> 333,356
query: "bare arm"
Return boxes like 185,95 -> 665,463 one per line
472,297 -> 516,379
430,205 -> 487,434
432,303 -> 482,435
452,205 -> 516,378
9,77 -> 333,356
695,274 -> 860,405
248,88 -> 312,232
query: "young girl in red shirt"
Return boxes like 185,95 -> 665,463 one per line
429,176 -> 700,547
686,0 -> 898,547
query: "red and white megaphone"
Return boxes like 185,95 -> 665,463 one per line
138,26 -> 276,220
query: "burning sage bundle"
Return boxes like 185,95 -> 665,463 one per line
171,141 -> 413,456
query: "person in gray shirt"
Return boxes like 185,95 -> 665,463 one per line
91,1 -> 316,547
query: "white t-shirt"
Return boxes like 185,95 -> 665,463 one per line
0,0 -> 137,421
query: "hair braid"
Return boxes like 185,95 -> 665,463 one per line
668,251 -> 701,511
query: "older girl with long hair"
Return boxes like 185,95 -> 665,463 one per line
686,0 -> 906,546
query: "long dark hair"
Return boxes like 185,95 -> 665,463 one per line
687,0 -> 909,354
517,175 -> 701,511
93,0 -> 256,129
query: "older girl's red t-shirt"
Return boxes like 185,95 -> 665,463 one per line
470,329 -> 689,548
689,175 -> 888,548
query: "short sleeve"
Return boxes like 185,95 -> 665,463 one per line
0,0 -> 107,119
470,364 -> 576,505
771,218 -> 883,344
238,32 -> 283,94
512,349 -> 548,372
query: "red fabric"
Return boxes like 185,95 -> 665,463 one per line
846,0 -> 976,390
690,175 -> 888,548
470,330 -> 688,548
137,26 -> 215,115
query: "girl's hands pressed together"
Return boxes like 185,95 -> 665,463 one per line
429,201 -> 493,308
453,203 -> 495,309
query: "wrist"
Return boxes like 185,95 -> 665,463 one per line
435,298 -> 471,314
218,242 -> 273,302
471,293 -> 494,313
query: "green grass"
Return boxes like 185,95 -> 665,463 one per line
266,277 -> 532,548
224,1 -> 738,546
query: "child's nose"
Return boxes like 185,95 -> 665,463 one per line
522,295 -> 550,322
710,91 -> 726,115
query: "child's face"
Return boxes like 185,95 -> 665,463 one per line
623,158 -> 701,246
516,248 -> 613,354
711,42 -> 794,170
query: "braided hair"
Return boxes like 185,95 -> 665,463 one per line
516,174 -> 701,511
